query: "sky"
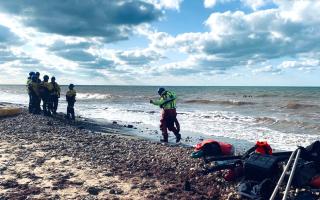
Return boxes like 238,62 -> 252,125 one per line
0,0 -> 319,86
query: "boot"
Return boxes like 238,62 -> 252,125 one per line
160,135 -> 168,143
176,133 -> 181,143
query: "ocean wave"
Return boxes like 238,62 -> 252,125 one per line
255,116 -> 305,126
255,117 -> 277,123
285,102 -> 318,109
126,109 -> 144,113
255,94 -> 279,98
0,91 -> 28,105
255,116 -> 320,131
77,93 -> 114,100
184,99 -> 256,106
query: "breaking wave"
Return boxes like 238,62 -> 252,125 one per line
77,93 -> 115,100
184,99 -> 256,106
255,94 -> 279,98
255,116 -> 320,131
285,102 -> 318,109
255,117 -> 277,124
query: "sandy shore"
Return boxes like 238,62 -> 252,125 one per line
0,108 -> 239,199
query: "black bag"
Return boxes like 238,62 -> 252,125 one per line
300,141 -> 320,162
292,161 -> 320,187
294,191 -> 317,200
238,178 -> 274,200
202,142 -> 222,157
244,153 -> 279,181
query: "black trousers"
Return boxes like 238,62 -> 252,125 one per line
51,96 -> 59,114
42,96 -> 51,116
28,93 -> 32,113
67,101 -> 75,120
31,93 -> 41,114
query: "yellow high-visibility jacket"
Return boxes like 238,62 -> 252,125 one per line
50,82 -> 61,97
152,91 -> 177,109
26,78 -> 32,94
41,82 -> 53,91
29,81 -> 40,96
66,89 -> 76,102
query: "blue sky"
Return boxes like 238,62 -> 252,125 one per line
0,0 -> 319,86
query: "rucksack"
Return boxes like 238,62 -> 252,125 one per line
300,141 -> 320,162
292,161 -> 320,187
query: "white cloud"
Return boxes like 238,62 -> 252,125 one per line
147,0 -> 183,10
252,65 -> 281,74
159,0 -> 183,10
1,0 -> 320,85
145,1 -> 320,76
241,0 -> 269,11
0,0 -> 163,42
278,59 -> 320,71
204,0 -> 217,8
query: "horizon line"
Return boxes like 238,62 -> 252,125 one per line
0,84 -> 319,87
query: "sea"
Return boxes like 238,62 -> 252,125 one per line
0,85 -> 319,151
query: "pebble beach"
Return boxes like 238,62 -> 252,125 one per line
0,107 -> 239,199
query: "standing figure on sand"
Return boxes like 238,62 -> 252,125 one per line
26,72 -> 35,113
39,75 -> 53,116
150,87 -> 181,143
28,74 -> 41,114
50,76 -> 61,115
66,84 -> 76,120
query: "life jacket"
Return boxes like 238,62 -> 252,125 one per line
160,91 -> 177,109
255,141 -> 272,155
66,89 -> 76,102
26,78 -> 32,93
50,82 -> 61,96
29,81 -> 40,96
195,139 -> 234,156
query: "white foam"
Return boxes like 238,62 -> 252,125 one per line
77,93 -> 114,100
0,91 -> 28,105
77,104 -> 319,150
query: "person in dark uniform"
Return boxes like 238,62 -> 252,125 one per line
26,72 -> 35,113
49,76 -> 61,115
34,72 -> 42,112
66,84 -> 76,120
39,75 -> 53,116
28,75 -> 41,114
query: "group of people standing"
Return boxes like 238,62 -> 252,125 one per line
26,76 -> 179,142
26,72 -> 77,120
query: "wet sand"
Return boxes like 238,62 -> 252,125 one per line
0,108 -> 239,199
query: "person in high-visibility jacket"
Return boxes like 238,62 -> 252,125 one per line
50,76 -> 61,115
66,84 -> 76,120
26,72 -> 35,113
28,75 -> 41,114
39,75 -> 53,116
35,72 -> 42,111
150,87 -> 181,143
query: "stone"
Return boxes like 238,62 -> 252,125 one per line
87,186 -> 102,195
1,179 -> 19,189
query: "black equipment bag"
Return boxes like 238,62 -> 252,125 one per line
300,141 -> 320,162
202,142 -> 222,157
292,161 -> 319,187
244,153 -> 279,181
